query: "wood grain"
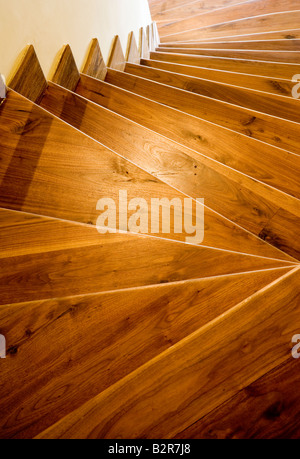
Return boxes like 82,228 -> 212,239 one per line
2,89 -> 291,260
126,32 -> 140,64
35,267 -> 300,439
107,36 -> 126,71
76,76 -> 300,203
160,11 -> 300,42
150,51 -> 300,79
176,359 -> 300,439
7,45 -> 47,104
158,0 -> 300,36
50,45 -> 80,92
40,81 -> 300,259
140,58 -> 296,96
139,27 -> 150,59
157,48 -> 300,63
126,63 -> 299,122
159,39 -> 300,50
82,38 -> 107,80
0,253 -> 287,438
107,67 -> 300,142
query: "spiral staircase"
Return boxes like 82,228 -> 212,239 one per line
0,0 -> 299,439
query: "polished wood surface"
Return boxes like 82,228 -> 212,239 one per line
140,58 -> 296,96
107,67 -> 300,139
7,45 -> 47,104
158,0 -> 300,36
157,48 -> 300,63
35,267 -> 300,439
50,45 -> 81,92
82,38 -> 107,80
159,39 -> 300,50
150,51 -> 300,79
126,32 -> 140,64
1,0 -> 300,440
108,35 -> 126,71
40,81 -> 300,260
160,11 -> 300,42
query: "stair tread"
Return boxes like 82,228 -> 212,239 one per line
0,267 -> 290,439
35,266 -> 300,439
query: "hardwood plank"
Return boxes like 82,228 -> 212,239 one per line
159,39 -> 300,50
106,67 -> 300,146
35,267 -> 300,439
2,90 -> 291,260
40,81 -> 300,259
0,264 -> 287,439
81,38 -> 107,81
126,32 -> 140,64
7,45 -> 47,104
158,0 -> 300,36
50,45 -> 80,92
157,48 -> 300,63
181,28 -> 300,43
126,63 -> 300,123
160,11 -> 300,42
150,0 -> 250,21
141,58 -> 296,96
150,51 -> 300,79
76,75 -> 300,204
107,36 -> 126,71
139,27 -> 150,59
0,209 -> 293,306
176,359 -> 300,439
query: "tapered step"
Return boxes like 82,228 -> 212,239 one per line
159,39 -> 300,50
141,58 -> 296,96
0,266 -> 289,439
150,0 -> 254,21
75,76 -> 300,208
176,359 -> 300,439
2,90 -> 295,260
189,28 -> 300,42
150,51 -> 300,79
125,63 -> 300,122
106,67 -> 300,136
40,81 -> 300,260
160,11 -> 300,42
0,208 -> 296,306
35,267 -> 300,439
154,0 -> 299,22
157,48 -> 300,63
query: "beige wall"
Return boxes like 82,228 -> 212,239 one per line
0,0 -> 151,80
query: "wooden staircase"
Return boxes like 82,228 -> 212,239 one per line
0,0 -> 299,439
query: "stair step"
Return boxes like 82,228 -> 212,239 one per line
159,39 -> 300,50
141,58 -> 296,96
2,90 -> 294,260
154,0 -> 299,23
35,266 -> 300,439
185,28 -> 300,42
175,358 -> 300,439
76,75 -> 300,204
126,62 -> 300,122
40,81 -> 300,260
150,51 -> 300,79
0,208 -> 295,306
106,67 -> 300,136
157,48 -> 300,63
0,267 -> 288,439
160,11 -> 300,42
150,0 -> 253,21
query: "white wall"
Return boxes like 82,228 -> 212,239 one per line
0,0 -> 151,80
